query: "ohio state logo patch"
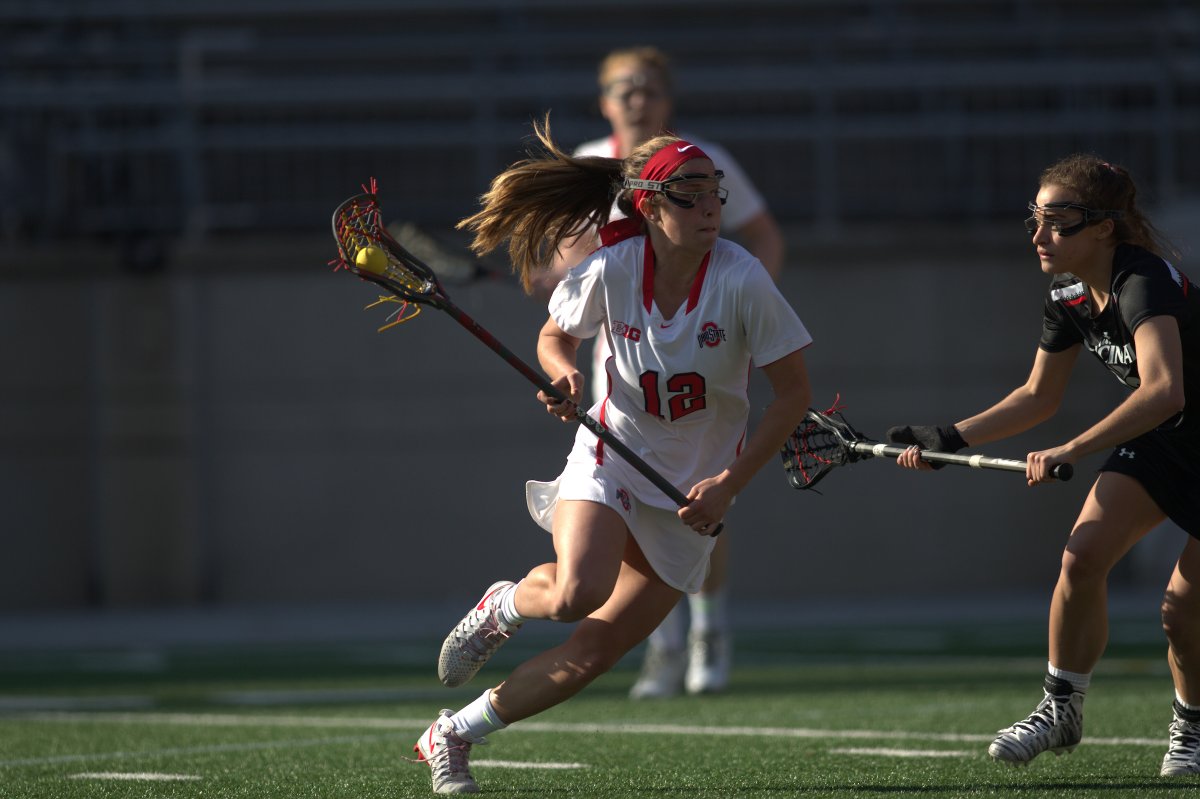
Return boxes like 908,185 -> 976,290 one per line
616,487 -> 631,512
697,321 -> 726,348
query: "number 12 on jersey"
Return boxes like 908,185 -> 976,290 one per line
639,370 -> 707,421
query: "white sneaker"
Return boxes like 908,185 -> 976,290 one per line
438,581 -> 521,688
1161,701 -> 1200,776
988,678 -> 1084,765
629,645 -> 686,699
685,630 -> 731,695
413,709 -> 483,794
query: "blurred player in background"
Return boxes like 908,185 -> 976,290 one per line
889,154 -> 1200,776
412,121 -> 812,794
531,45 -> 787,700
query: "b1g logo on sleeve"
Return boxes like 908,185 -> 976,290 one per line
612,320 -> 641,341
697,321 -> 726,348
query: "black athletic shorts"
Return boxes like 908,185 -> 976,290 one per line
1100,424 -> 1200,539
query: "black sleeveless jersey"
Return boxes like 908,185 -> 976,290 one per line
1040,243 -> 1199,434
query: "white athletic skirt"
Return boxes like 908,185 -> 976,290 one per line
526,459 -> 714,594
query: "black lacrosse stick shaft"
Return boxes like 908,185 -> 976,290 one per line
848,441 -> 1074,481
335,187 -> 711,529
782,407 -> 1073,487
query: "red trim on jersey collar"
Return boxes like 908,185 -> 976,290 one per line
641,236 -> 712,315
599,217 -> 643,247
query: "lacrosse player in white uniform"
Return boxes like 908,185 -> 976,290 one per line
411,120 -> 812,795
530,45 -> 786,700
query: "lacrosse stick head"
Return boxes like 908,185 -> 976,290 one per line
780,407 -> 868,491
330,179 -> 446,307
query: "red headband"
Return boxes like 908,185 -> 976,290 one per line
630,141 -> 711,217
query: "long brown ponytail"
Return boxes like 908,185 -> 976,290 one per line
457,115 -> 623,293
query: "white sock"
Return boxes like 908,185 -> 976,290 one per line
646,601 -> 687,652
1176,692 -> 1200,713
688,588 -> 728,636
450,689 -> 508,743
497,581 -> 527,627
1048,662 -> 1091,693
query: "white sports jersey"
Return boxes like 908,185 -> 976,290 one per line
573,133 -> 766,231
548,234 -> 811,510
573,133 -> 770,406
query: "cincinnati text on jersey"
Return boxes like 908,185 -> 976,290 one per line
1090,332 -> 1136,368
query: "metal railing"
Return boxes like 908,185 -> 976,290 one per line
1,0 -> 1196,245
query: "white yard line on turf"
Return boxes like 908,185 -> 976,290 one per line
1,733 -> 586,771
65,763 -> 581,775
830,747 -> 973,758
474,760 -> 586,769
0,732 -> 410,767
4,711 -> 1166,749
70,772 -> 201,781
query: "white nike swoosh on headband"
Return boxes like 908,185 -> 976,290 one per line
676,145 -> 695,152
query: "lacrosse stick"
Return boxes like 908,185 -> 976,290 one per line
781,406 -> 1073,491
389,221 -> 510,286
331,180 -> 719,534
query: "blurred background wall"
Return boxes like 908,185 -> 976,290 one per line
1,0 -> 1198,613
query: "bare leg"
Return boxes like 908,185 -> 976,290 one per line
1049,472 -> 1166,672
491,529 -> 681,722
421,500 -> 677,794
510,499 -> 630,622
1164,536 -> 1200,705
989,473 -> 1168,766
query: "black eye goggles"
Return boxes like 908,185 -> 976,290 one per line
624,171 -> 728,208
1025,201 -> 1124,237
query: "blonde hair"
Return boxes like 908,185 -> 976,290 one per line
1039,153 -> 1177,260
597,46 -> 672,92
457,115 -> 682,293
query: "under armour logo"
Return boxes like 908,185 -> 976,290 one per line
1118,448 -> 1135,459
677,144 -> 696,153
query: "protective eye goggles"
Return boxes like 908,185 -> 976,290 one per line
624,171 -> 728,208
602,83 -> 667,106
1025,201 -> 1124,237
601,73 -> 668,105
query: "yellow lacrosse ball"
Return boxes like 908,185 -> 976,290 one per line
355,245 -> 388,275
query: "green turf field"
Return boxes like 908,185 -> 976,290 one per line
1,618 -> 1195,798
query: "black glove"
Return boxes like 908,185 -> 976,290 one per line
886,424 -> 967,469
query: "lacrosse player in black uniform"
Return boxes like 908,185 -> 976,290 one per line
890,153 -> 1200,775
